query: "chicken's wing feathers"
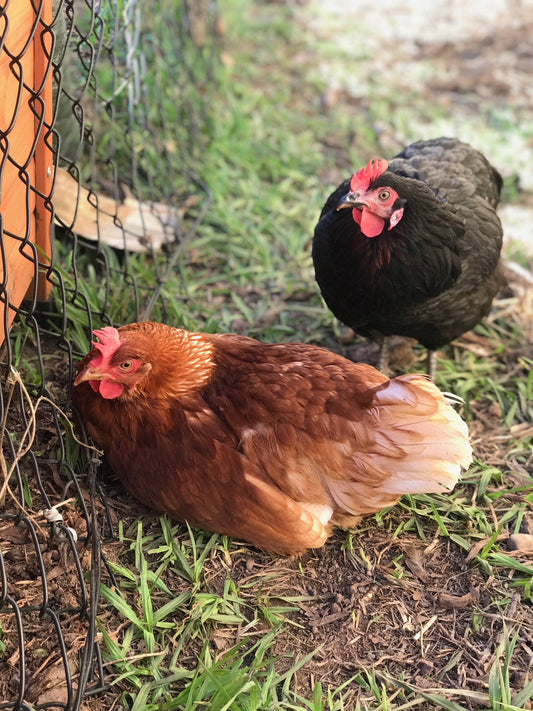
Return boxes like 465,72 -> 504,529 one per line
239,474 -> 330,554
203,348 -> 471,520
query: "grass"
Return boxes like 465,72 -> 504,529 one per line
96,518 -> 326,708
5,0 -> 533,708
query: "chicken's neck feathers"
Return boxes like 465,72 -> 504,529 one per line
117,323 -> 216,401
314,187 -> 463,311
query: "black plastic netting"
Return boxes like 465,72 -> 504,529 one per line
0,0 -> 219,707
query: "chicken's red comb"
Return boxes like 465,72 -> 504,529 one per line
350,158 -> 389,192
92,326 -> 121,360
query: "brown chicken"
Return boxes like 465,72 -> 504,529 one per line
72,322 -> 472,554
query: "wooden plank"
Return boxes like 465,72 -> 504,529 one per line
0,2 -> 35,57
0,1 -> 36,344
0,0 -> 53,345
1,229 -> 39,325
33,0 -> 54,301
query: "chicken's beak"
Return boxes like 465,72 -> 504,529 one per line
337,191 -> 368,211
74,366 -> 105,387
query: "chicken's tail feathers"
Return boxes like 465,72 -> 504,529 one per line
371,374 -> 473,497
328,374 -> 472,520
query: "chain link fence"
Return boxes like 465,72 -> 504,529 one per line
0,0 -> 219,707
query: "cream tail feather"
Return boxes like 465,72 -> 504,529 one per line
370,374 -> 472,494
326,374 -> 473,517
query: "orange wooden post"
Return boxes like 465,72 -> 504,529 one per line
0,0 -> 54,346
33,0 -> 54,301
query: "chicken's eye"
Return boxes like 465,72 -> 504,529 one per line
119,360 -> 134,372
378,189 -> 391,200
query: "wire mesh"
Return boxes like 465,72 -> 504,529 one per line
0,0 -> 219,707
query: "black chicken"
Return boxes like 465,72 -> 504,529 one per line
312,137 -> 505,378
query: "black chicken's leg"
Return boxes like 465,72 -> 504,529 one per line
427,350 -> 438,382
377,337 -> 390,374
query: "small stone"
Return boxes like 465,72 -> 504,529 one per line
419,659 -> 434,675
507,534 -> 533,552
